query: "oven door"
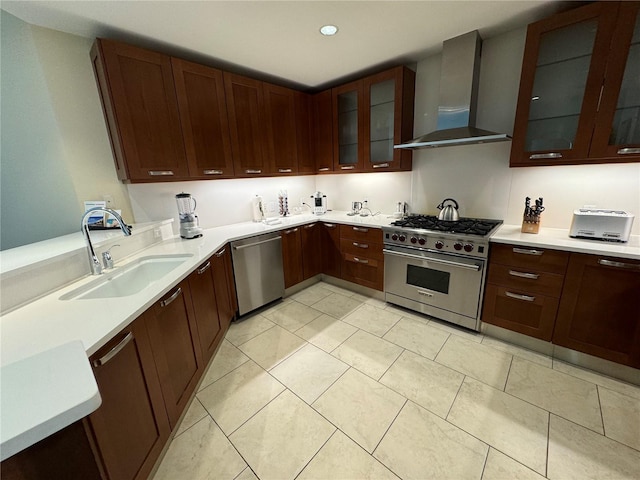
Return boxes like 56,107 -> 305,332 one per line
383,245 -> 485,321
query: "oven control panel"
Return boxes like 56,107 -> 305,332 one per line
383,230 -> 488,259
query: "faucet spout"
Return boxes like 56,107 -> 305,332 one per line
80,208 -> 131,275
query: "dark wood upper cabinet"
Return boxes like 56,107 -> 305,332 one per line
295,92 -> 316,174
312,90 -> 335,173
363,66 -> 415,172
263,82 -> 299,175
224,72 -> 268,177
172,58 -> 234,179
333,79 -> 366,172
91,39 -> 188,182
552,253 -> 640,368
511,1 -> 640,166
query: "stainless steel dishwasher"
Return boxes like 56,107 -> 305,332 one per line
231,231 -> 285,316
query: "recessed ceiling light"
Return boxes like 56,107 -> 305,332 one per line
320,24 -> 338,36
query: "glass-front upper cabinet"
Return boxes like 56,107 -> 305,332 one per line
511,1 -> 640,166
363,66 -> 415,172
590,2 -> 640,160
333,80 -> 364,172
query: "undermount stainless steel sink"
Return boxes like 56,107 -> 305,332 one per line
60,254 -> 193,300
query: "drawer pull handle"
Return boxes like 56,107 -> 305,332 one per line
214,248 -> 226,257
505,291 -> 535,302
161,287 -> 182,307
353,227 -> 369,233
284,228 -> 299,235
341,165 -> 356,170
303,224 -> 315,229
352,257 -> 369,264
508,270 -> 539,280
93,332 -> 133,367
529,153 -> 562,160
203,169 -> 223,175
372,163 -> 390,168
617,148 -> 640,155
417,290 -> 434,298
278,168 -> 292,173
512,247 -> 543,256
598,259 -> 640,270
353,242 -> 369,249
197,261 -> 211,274
245,169 -> 262,174
318,167 -> 330,172
148,170 -> 174,176
323,223 -> 336,228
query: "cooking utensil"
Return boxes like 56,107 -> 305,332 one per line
437,198 -> 460,221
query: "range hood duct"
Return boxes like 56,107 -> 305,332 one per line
395,30 -> 510,150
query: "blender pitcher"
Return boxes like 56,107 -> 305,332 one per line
175,192 -> 203,239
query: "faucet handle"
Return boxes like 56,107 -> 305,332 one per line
102,244 -> 120,270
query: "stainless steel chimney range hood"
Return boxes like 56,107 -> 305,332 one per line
395,30 -> 511,150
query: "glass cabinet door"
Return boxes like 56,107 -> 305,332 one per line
333,80 -> 364,171
369,78 -> 395,165
591,2 -> 640,160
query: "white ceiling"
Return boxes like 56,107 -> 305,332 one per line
2,1 -> 565,90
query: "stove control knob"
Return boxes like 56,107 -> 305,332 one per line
399,235 -> 406,242
410,237 -> 417,244
435,241 -> 444,249
464,243 -> 474,252
391,234 -> 398,241
418,238 -> 426,246
454,242 -> 463,251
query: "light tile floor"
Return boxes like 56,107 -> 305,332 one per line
153,281 -> 640,480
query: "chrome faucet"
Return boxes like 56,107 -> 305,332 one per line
80,208 -> 131,275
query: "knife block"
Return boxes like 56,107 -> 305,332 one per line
521,214 -> 541,234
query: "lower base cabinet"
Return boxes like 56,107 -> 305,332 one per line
339,225 -> 384,291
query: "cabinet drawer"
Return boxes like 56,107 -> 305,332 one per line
339,224 -> 383,243
342,253 -> 383,291
490,243 -> 569,274
482,284 -> 559,341
487,263 -> 565,297
340,238 -> 383,260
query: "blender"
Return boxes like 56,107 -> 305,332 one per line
176,192 -> 203,239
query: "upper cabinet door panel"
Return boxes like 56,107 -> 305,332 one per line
224,73 -> 267,177
96,39 -> 188,180
171,58 -> 234,179
263,83 -> 298,175
590,2 -> 640,160
333,80 -> 365,172
312,90 -> 334,173
510,2 -> 619,166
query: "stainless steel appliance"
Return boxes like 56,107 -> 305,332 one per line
311,191 -> 327,215
176,192 -> 203,239
231,232 -> 285,316
569,209 -> 634,242
437,198 -> 460,221
383,215 -> 502,331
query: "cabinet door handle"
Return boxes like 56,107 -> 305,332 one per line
529,153 -> 562,160
323,223 -> 336,228
598,259 -> 640,270
148,170 -> 174,176
512,247 -> 543,256
417,290 -> 434,298
341,165 -> 355,170
245,169 -> 262,174
352,242 -> 369,249
352,257 -> 369,264
508,270 -> 539,279
372,163 -> 390,168
197,261 -> 211,274
284,228 -> 299,235
617,148 -> 640,155
203,169 -> 223,175
353,227 -> 369,233
278,168 -> 292,173
160,287 -> 182,307
303,224 -> 315,229
93,332 -> 133,367
505,291 -> 535,302
318,167 -> 330,172
214,248 -> 226,257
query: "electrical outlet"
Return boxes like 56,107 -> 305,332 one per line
267,201 -> 277,213
103,195 -> 114,208
153,227 -> 162,239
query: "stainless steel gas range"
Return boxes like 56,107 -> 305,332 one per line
382,215 -> 503,331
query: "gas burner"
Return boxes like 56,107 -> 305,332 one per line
390,215 -> 502,237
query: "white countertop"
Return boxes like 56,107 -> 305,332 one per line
3,212 -> 637,459
491,224 -> 640,260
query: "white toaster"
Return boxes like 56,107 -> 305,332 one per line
569,209 -> 634,242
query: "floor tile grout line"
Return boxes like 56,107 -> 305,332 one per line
502,355 -> 515,392
206,410 -> 256,479
375,347 -> 406,382
444,375 -> 466,421
551,358 -> 640,396
224,384 -> 289,439
197,354 -> 251,393
291,428 -> 338,480
545,411 -> 551,478
371,397 -> 409,456
595,385 -> 607,438
478,444 -> 490,480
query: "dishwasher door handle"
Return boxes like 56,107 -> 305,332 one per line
233,236 -> 281,250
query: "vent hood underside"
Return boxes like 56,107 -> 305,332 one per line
395,30 -> 511,150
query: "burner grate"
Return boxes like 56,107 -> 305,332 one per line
390,215 -> 501,236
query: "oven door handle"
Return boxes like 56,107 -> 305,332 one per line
383,248 -> 481,271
